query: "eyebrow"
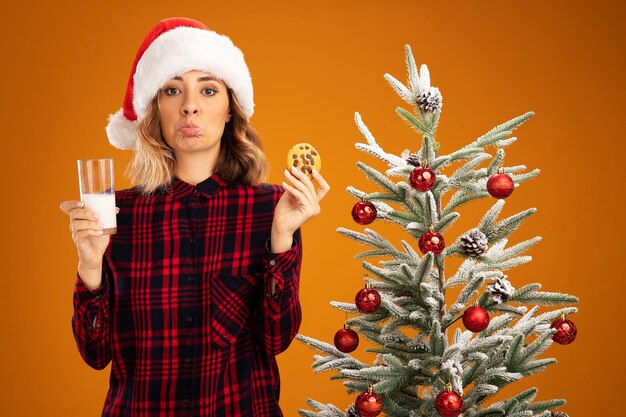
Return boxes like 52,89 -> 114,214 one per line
172,75 -> 220,82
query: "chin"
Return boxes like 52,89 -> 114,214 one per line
174,136 -> 220,152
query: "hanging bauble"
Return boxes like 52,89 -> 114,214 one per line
462,305 -> 490,333
352,197 -> 377,225
355,385 -> 383,417
551,412 -> 569,417
487,168 -> 515,199
410,160 -> 437,192
435,386 -> 464,417
334,324 -> 359,353
550,314 -> 577,345
418,226 -> 445,255
355,281 -> 381,313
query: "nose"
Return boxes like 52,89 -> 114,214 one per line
181,95 -> 199,116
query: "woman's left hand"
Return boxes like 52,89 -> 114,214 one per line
272,166 -> 330,239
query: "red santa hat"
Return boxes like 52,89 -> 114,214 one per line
105,17 -> 254,150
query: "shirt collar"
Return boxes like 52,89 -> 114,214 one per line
165,172 -> 228,199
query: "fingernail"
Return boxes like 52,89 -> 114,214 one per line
94,213 -> 101,219
290,166 -> 297,173
98,221 -> 105,227
78,201 -> 84,207
312,168 -> 318,174
96,230 -> 103,235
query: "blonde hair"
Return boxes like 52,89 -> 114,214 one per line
124,88 -> 269,196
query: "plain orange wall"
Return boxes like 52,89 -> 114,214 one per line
0,1 -> 624,416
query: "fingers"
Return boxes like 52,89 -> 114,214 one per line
285,167 -> 330,202
63,199 -> 120,243
70,208 -> 101,223
281,179 -> 309,207
310,168 -> 330,201
71,219 -> 104,235
284,168 -> 315,205
59,200 -> 83,215
74,228 -> 107,245
283,166 -> 331,216
288,165 -> 316,191
62,200 -> 120,220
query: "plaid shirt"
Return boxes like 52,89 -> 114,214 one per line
72,173 -> 303,417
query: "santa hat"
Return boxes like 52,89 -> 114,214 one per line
105,17 -> 254,150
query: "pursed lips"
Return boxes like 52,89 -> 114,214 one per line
179,123 -> 202,136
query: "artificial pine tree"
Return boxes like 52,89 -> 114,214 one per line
296,45 -> 578,417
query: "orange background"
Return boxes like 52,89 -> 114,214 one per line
1,1 -> 624,416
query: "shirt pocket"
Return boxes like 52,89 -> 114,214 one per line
210,270 -> 260,349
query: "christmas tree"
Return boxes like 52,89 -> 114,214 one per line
295,45 -> 578,417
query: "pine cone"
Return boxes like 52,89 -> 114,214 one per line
406,152 -> 421,167
460,229 -> 488,257
416,86 -> 442,113
551,412 -> 569,417
347,404 -> 361,417
487,275 -> 515,304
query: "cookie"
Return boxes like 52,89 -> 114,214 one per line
286,142 -> 321,179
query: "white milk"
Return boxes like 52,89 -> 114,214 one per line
81,193 -> 117,233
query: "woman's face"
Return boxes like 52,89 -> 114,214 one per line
158,69 -> 231,157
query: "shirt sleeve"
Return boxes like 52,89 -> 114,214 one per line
256,227 -> 303,356
71,259 -> 112,370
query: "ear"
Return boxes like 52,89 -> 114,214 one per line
226,110 -> 232,123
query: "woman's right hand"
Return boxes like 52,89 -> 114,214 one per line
59,200 -> 119,288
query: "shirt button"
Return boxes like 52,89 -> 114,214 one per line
185,357 -> 192,363
273,293 -> 280,302
188,275 -> 194,282
186,316 -> 193,322
183,399 -> 191,406
193,188 -> 199,195
269,260 -> 276,266
189,238 -> 195,244
94,295 -> 101,300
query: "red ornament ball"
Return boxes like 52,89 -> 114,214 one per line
355,287 -> 381,313
410,166 -> 437,192
487,172 -> 515,199
462,306 -> 490,333
352,200 -> 377,225
355,390 -> 383,417
550,317 -> 577,345
334,326 -> 359,353
418,231 -> 445,255
435,389 -> 464,417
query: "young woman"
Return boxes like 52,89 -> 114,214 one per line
59,17 -> 329,417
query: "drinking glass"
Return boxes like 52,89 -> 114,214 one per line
77,158 -> 117,235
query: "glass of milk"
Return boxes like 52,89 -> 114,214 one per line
77,158 -> 117,235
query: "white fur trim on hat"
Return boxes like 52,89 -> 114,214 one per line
105,108 -> 140,150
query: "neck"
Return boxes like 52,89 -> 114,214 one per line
174,151 -> 219,186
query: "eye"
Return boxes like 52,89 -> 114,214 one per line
203,87 -> 217,96
163,87 -> 179,95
